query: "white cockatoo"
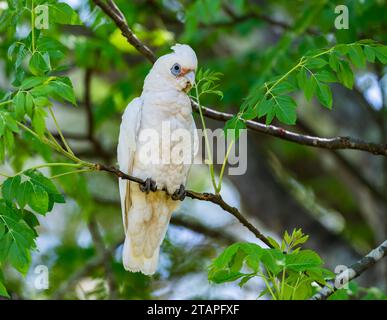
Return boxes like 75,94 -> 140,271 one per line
117,44 -> 198,275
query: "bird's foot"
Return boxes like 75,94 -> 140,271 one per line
139,178 -> 157,194
171,184 -> 186,201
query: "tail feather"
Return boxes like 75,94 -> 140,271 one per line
123,234 -> 159,275
121,190 -> 177,275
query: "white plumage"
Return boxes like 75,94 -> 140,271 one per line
117,44 -> 198,275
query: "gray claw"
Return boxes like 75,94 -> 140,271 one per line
171,184 -> 186,201
140,178 -> 157,194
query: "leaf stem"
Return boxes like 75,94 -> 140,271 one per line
48,106 -> 75,156
0,100 -> 12,107
50,168 -> 93,179
16,121 -> 93,166
216,139 -> 234,193
280,267 -> 286,300
15,162 -> 84,177
259,271 -> 277,300
0,172 -> 12,178
194,83 -> 217,193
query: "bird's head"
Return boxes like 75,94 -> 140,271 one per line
144,44 -> 197,93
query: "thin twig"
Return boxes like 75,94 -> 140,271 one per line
93,0 -> 156,63
48,106 -> 74,156
310,240 -> 387,300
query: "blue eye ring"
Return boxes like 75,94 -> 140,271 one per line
171,63 -> 181,76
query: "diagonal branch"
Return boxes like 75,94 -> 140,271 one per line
93,0 -> 156,63
92,0 -> 387,157
94,163 -> 273,248
310,240 -> 387,300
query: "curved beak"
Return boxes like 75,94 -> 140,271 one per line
184,71 -> 195,87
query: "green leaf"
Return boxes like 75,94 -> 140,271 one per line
0,219 -> 4,239
33,96 -> 51,108
224,116 -> 246,140
0,113 -> 19,134
238,274 -> 255,287
23,182 -> 49,214
285,250 -> 323,272
0,202 -> 35,274
12,91 -> 25,120
337,61 -> 354,89
2,175 -> 21,203
49,78 -> 76,105
0,280 -> 9,298
16,180 -> 33,209
274,95 -> 297,125
37,36 -> 66,60
271,82 -> 296,95
31,107 -> 47,138
4,129 -> 15,153
328,53 -> 340,72
30,84 -> 53,97
23,210 -> 40,233
261,249 -> 286,275
28,183 -> 49,215
363,46 -> 375,63
348,45 -> 366,68
208,242 -> 263,283
315,70 -> 337,83
292,278 -> 313,300
24,169 -> 65,206
20,76 -> 48,90
265,106 -> 276,125
25,93 -> 34,117
374,46 -> 387,64
257,97 -> 274,118
316,82 -> 333,109
266,236 -> 280,249
306,57 -> 328,69
49,2 -> 82,25
298,69 -> 316,101
29,52 -> 51,76
296,68 -> 306,89
8,240 -> 31,274
0,232 -> 12,261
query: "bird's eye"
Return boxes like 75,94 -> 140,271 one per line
171,63 -> 181,76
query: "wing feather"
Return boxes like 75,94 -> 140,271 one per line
117,97 -> 143,231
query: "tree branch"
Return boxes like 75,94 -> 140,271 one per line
93,0 -> 156,63
92,0 -> 387,157
310,240 -> 387,300
94,163 -> 273,248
